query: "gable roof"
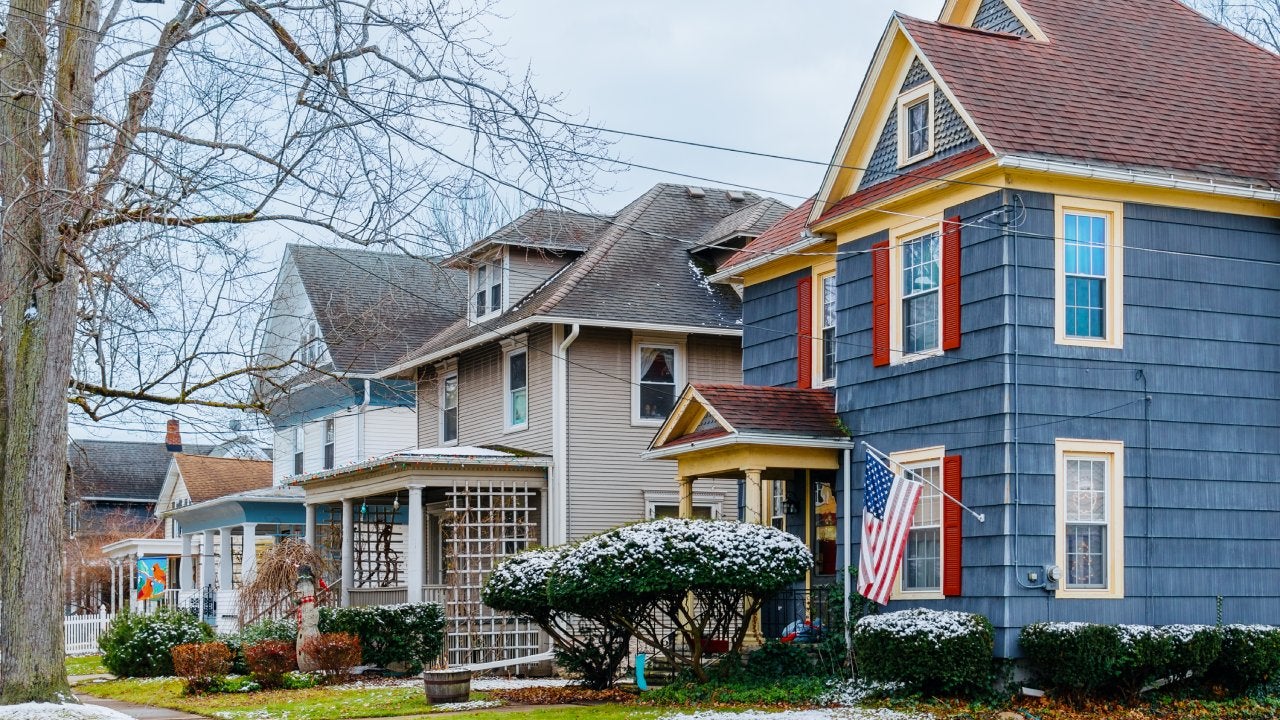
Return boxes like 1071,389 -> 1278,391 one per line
717,198 -> 816,276
286,245 -> 468,374
695,198 -> 794,250
900,0 -> 1280,189
68,439 -> 213,502
648,383 -> 849,454
172,454 -> 273,504
386,184 -> 766,372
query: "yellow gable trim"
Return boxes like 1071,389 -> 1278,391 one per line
937,0 -> 1048,41
650,385 -> 735,449
676,444 -> 841,480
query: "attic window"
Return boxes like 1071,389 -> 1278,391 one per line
472,255 -> 504,321
897,81 -> 936,166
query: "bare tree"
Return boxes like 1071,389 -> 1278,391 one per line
1189,0 -> 1279,51
0,0 -> 605,700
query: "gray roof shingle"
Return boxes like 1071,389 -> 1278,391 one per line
397,184 -> 776,365
452,209 -> 611,257
68,439 -> 213,502
288,245 -> 468,374
694,198 -> 793,249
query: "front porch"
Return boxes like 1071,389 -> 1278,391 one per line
296,447 -> 551,666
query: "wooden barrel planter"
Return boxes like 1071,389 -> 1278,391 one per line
423,668 -> 472,704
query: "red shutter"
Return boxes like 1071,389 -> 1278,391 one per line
942,216 -> 962,351
797,276 -> 813,388
871,240 -> 890,366
942,454 -> 963,597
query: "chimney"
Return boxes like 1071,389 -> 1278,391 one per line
165,419 -> 183,453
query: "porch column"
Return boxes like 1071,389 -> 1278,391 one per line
201,530 -> 217,589
406,485 -> 425,603
127,555 -> 137,612
341,498 -> 354,606
241,522 -> 259,583
743,468 -> 765,525
110,560 -> 118,614
678,475 -> 695,519
218,527 -> 234,590
304,503 -> 317,548
179,534 -> 194,591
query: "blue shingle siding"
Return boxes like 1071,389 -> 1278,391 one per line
833,187 -> 1280,656
858,61 -> 980,190
972,0 -> 1031,37
741,268 -> 808,387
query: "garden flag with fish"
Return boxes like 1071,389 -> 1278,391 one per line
858,453 -> 923,605
136,557 -> 168,601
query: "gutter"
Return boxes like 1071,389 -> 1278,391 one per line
997,156 -> 1280,203
708,233 -> 827,284
641,431 -> 856,460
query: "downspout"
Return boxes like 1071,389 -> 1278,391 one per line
842,446 -> 852,677
552,323 -> 580,546
357,378 -> 371,460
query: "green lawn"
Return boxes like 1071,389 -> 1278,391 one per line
65,655 -> 108,676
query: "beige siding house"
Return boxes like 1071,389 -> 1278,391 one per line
293,184 -> 791,665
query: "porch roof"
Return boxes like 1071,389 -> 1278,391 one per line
163,486 -> 306,533
101,536 -> 182,560
643,384 -> 852,478
291,446 -> 551,503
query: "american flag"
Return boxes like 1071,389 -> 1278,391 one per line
858,452 -> 923,605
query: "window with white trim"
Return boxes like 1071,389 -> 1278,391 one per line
901,230 -> 941,355
323,418 -> 335,470
440,372 -> 459,444
293,425 -> 305,475
891,446 -> 945,599
1055,198 -> 1123,349
504,345 -> 528,431
897,82 -> 935,166
820,271 -> 837,383
471,254 -> 504,321
771,480 -> 787,530
633,336 -> 684,424
1055,439 -> 1125,598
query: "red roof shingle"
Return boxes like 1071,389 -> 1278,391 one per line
688,383 -> 846,441
719,198 -> 815,274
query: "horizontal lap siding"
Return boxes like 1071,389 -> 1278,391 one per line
565,328 -> 741,540
742,269 -> 808,387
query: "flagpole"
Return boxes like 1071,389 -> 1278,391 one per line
862,441 -> 986,523
841,446 -> 852,678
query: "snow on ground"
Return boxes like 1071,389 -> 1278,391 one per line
0,703 -> 133,720
470,676 -> 571,690
659,710 -> 933,720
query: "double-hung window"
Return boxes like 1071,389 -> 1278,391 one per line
440,372 -> 459,444
896,82 -> 935,165
901,231 -> 941,355
820,272 -> 837,383
890,446 -> 950,599
770,480 -> 787,531
504,341 -> 528,432
472,257 -> 503,320
323,419 -> 335,470
634,337 -> 683,424
293,425 -> 305,475
1055,439 -> 1125,598
1055,198 -> 1123,348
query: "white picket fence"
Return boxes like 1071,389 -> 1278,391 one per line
65,609 -> 114,656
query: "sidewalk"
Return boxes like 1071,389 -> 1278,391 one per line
76,694 -> 204,720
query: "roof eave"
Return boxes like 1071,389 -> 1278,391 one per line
708,235 -> 825,283
997,156 -> 1280,202
289,452 -> 554,485
642,431 -> 855,460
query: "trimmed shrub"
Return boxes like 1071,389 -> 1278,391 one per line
1155,624 -> 1221,687
219,617 -> 298,675
100,608 -> 213,678
171,642 -> 233,695
852,608 -> 994,697
547,519 -> 812,683
485,547 -> 631,689
1208,625 -> 1280,692
300,632 -> 362,681
319,602 -> 443,673
745,640 -> 816,680
1020,622 -> 1123,699
245,639 -> 298,689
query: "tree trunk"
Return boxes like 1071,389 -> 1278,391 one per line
0,0 -> 98,702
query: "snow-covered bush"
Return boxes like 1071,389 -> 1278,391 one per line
547,519 -> 812,682
99,608 -> 213,678
319,602 -> 444,673
1207,624 -> 1280,692
852,608 -> 994,696
484,547 -> 631,689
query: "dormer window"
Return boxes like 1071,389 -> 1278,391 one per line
472,255 -> 504,321
897,82 -> 935,166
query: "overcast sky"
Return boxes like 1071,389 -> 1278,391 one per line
73,0 -> 944,444
495,0 -> 943,212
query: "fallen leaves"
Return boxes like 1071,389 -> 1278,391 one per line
486,686 -> 636,705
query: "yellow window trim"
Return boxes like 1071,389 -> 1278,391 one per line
889,215 -> 945,365
896,81 -> 936,168
1054,438 -> 1125,600
1054,197 -> 1125,349
890,445 -> 946,601
811,260 -> 837,387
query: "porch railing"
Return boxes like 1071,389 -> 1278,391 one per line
348,586 -> 407,606
759,586 -> 834,642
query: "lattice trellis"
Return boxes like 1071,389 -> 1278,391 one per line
443,479 -> 544,666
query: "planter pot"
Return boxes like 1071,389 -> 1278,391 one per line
423,668 -> 472,704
